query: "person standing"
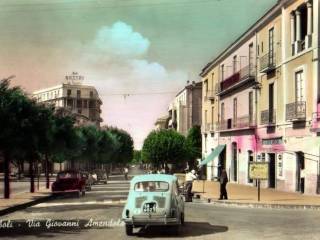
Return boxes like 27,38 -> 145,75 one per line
124,167 -> 129,180
219,168 -> 228,200
185,169 -> 197,202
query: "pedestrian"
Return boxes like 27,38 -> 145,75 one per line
185,169 -> 197,202
219,168 -> 228,200
124,167 -> 129,180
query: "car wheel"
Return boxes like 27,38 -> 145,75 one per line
180,213 -> 185,225
125,224 -> 133,236
77,191 -> 81,198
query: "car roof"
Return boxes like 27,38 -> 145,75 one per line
131,174 -> 177,184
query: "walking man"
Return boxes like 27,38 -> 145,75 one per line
219,168 -> 228,200
185,169 -> 197,202
124,167 -> 129,180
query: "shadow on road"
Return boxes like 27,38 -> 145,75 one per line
135,221 -> 228,238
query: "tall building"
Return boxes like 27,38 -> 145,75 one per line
32,72 -> 103,127
200,0 -> 320,195
168,81 -> 202,136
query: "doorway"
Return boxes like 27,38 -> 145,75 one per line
232,142 -> 238,182
268,153 -> 276,188
218,146 -> 226,178
248,151 -> 254,183
296,152 -> 305,193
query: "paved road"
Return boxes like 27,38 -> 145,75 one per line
0,168 -> 320,239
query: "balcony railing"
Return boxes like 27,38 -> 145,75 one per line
217,64 -> 255,94
202,123 -> 214,132
286,101 -> 306,121
216,115 -> 256,131
261,109 -> 276,125
206,91 -> 215,100
259,52 -> 276,72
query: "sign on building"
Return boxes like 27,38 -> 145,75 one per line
249,162 -> 269,180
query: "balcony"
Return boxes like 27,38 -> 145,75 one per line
259,52 -> 276,73
260,109 -> 276,125
216,115 -> 256,131
202,123 -> 214,132
206,91 -> 215,101
217,64 -> 256,95
286,101 -> 306,121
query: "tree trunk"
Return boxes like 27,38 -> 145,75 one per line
4,151 -> 10,199
29,158 -> 35,193
45,153 -> 49,189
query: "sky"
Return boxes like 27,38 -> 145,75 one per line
0,0 -> 277,149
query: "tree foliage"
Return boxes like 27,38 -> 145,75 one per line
142,129 -> 187,170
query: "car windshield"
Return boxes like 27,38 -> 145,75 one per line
134,181 -> 169,192
57,172 -> 78,179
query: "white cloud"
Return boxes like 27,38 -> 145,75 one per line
94,21 -> 150,58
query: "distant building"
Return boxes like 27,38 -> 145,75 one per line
154,116 -> 169,130
168,81 -> 202,135
32,72 -> 103,128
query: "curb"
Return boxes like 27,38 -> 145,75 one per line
193,195 -> 320,210
0,194 -> 54,217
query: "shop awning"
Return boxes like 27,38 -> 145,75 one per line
199,145 -> 226,166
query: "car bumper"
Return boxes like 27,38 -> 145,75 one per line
52,190 -> 80,194
123,215 -> 179,226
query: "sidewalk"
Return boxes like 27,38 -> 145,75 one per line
192,180 -> 320,209
0,188 -> 52,216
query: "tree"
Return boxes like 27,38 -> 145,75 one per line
0,79 -> 44,197
142,129 -> 187,172
185,125 -> 202,169
132,150 -> 142,164
105,127 -> 134,165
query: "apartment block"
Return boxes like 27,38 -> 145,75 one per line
200,0 -> 320,195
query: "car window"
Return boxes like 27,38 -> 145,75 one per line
134,181 -> 169,192
57,172 -> 77,179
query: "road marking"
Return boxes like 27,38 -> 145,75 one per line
34,200 -> 127,208
87,190 -> 129,193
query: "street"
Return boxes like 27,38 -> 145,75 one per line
0,167 -> 319,239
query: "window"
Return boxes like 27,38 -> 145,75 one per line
77,109 -> 82,114
67,89 -> 71,97
76,99 -> 82,108
221,64 -> 225,81
90,91 -> 94,98
211,106 -> 214,125
77,90 -> 81,98
295,70 -> 305,102
233,55 -> 237,73
221,102 -> 225,122
269,28 -> 274,65
261,42 -> 264,53
249,92 -> 253,124
83,100 -> 88,108
233,98 -> 237,127
134,181 -> 169,192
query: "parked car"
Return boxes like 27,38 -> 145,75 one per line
81,172 -> 94,191
52,170 -> 86,197
92,169 -> 108,184
122,174 -> 185,236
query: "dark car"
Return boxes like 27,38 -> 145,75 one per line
52,171 -> 86,197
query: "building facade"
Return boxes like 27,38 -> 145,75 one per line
168,81 -> 202,136
32,73 -> 103,128
154,116 -> 170,130
201,0 -> 320,195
